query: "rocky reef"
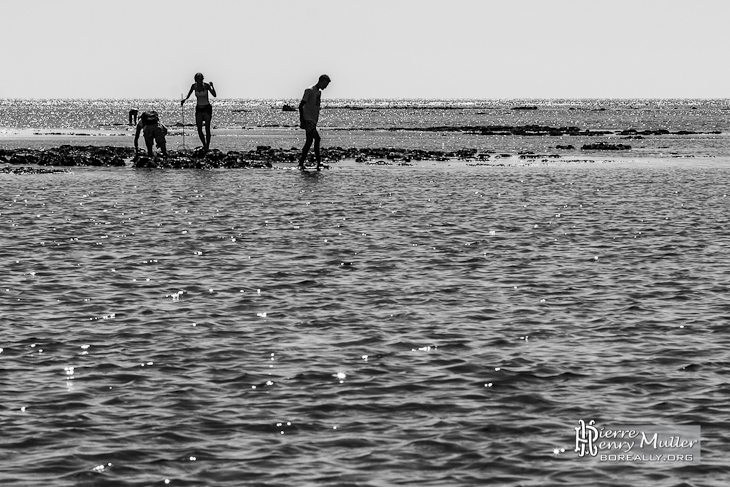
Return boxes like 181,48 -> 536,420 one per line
134,145 -> 497,168
1,165 -> 71,175
0,144 -> 498,170
388,125 -> 611,137
387,124 -> 722,138
0,145 -> 130,167
580,142 -> 632,151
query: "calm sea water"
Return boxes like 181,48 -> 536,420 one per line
2,100 -> 730,486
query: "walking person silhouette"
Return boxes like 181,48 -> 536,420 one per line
298,74 -> 331,171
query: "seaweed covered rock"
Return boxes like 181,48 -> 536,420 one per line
3,144 -> 502,170
9,152 -> 40,165
581,142 -> 631,151
32,145 -> 133,167
1,165 -> 71,175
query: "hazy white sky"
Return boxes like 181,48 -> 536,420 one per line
4,0 -> 729,99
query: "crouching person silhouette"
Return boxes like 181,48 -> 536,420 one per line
134,110 -> 168,156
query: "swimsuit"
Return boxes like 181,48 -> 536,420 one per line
194,85 -> 212,117
195,86 -> 210,106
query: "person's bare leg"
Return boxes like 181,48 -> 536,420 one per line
196,111 -> 206,149
300,129 -> 314,171
156,134 -> 167,156
204,119 -> 211,150
313,129 -> 321,170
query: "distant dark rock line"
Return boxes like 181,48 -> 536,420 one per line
581,142 -> 632,151
1,165 -> 71,175
384,125 -> 722,137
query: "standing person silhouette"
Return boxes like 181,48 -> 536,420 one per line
298,74 -> 331,171
128,109 -> 138,126
182,73 -> 217,151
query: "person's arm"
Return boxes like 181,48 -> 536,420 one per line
299,89 -> 310,125
298,100 -> 305,127
208,82 -> 216,98
181,84 -> 195,105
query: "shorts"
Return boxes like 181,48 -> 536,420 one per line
143,123 -> 167,145
196,104 -> 213,116
301,119 -> 317,132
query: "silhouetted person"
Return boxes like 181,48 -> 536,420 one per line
182,73 -> 217,151
134,111 -> 167,156
298,74 -> 331,171
128,109 -> 138,126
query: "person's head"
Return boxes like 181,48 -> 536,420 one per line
317,74 -> 331,90
194,73 -> 204,83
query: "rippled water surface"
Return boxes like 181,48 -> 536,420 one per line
2,161 -> 730,486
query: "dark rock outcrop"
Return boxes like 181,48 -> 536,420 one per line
381,124 -> 722,138
581,142 -> 631,151
1,165 -> 71,175
0,142 -> 615,170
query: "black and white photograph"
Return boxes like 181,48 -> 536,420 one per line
1,1 -> 728,485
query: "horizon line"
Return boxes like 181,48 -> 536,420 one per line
1,96 -> 729,101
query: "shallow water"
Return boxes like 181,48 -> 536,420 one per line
2,98 -> 730,158
2,161 -> 730,486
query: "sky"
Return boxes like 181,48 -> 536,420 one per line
3,0 -> 730,99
